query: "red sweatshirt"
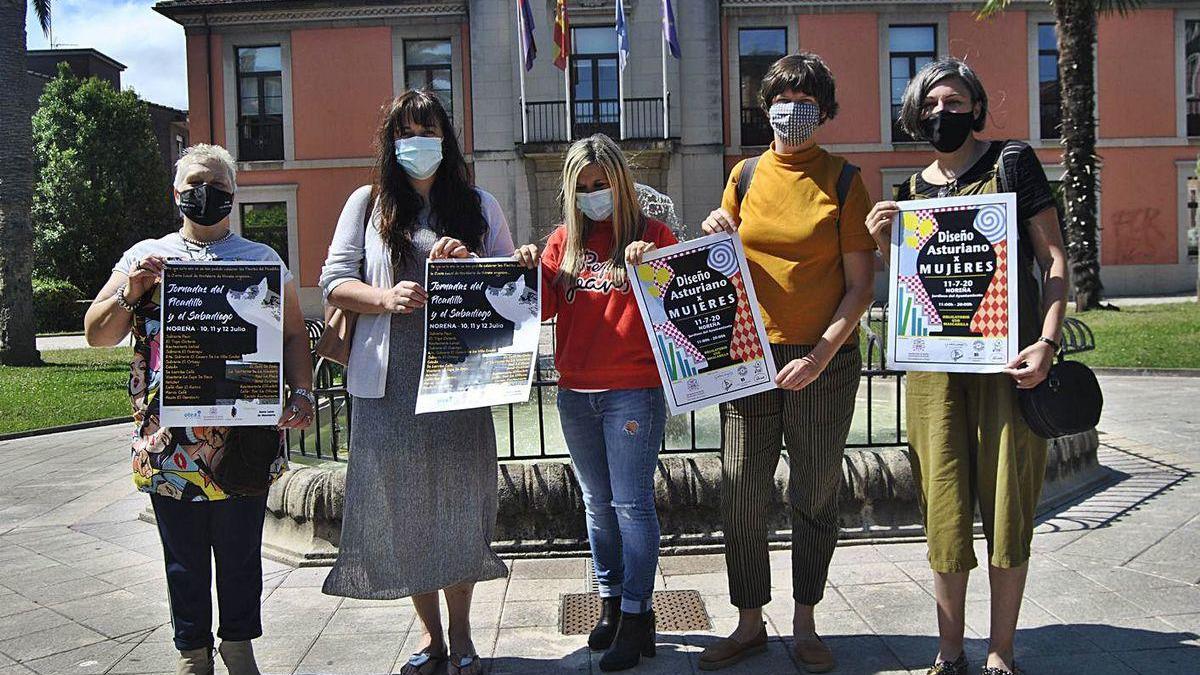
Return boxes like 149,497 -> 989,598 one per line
541,217 -> 678,390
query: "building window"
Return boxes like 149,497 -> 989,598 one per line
889,25 -> 937,142
240,202 -> 289,266
571,26 -> 620,139
236,46 -> 284,161
1188,177 -> 1199,259
404,40 -> 453,116
1038,23 -> 1062,140
1187,20 -> 1200,137
738,28 -> 787,147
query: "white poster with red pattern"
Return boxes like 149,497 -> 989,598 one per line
886,193 -> 1019,373
627,233 -> 777,416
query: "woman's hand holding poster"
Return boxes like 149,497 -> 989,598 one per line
886,193 -> 1018,373
627,233 -> 776,415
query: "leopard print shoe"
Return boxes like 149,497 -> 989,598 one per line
980,665 -> 1021,675
926,653 -> 968,675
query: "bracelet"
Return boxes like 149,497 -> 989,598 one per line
291,387 -> 316,407
1037,336 -> 1060,352
114,284 -> 136,312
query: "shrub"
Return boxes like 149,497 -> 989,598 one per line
33,276 -> 87,334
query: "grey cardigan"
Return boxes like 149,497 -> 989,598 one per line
318,185 -> 516,398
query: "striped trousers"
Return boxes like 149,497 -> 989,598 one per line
719,343 -> 860,608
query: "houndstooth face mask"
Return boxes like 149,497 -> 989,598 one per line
768,101 -> 821,146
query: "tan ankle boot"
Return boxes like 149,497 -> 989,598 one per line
176,647 -> 213,675
218,640 -> 261,675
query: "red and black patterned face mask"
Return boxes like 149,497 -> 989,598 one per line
768,101 -> 821,146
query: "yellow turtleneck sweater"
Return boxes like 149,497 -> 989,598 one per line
720,143 -> 875,346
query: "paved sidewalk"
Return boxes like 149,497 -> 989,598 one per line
1104,293 -> 1196,307
0,376 -> 1196,674
34,334 -> 95,351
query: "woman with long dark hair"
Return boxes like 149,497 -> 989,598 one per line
318,90 -> 522,675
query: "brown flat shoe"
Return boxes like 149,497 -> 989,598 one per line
698,622 -> 768,671
793,635 -> 835,673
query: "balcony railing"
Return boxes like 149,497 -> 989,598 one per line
524,96 -> 668,143
237,118 -> 284,162
739,107 -> 772,146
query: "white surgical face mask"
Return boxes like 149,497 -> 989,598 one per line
576,187 -> 614,222
768,101 -> 821,146
394,136 -> 443,180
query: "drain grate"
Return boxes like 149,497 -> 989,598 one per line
559,590 -> 712,635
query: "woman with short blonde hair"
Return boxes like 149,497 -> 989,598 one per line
84,143 -> 314,675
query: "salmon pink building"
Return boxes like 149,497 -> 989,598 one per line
154,0 -> 1200,315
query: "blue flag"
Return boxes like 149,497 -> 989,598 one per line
616,0 -> 630,72
518,0 -> 537,72
662,0 -> 681,59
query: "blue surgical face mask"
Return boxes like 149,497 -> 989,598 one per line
576,188 -> 614,222
394,136 -> 443,180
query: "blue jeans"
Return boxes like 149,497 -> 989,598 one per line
558,387 -> 666,614
151,494 -> 267,651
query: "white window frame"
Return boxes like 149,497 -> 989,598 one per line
1177,9 -> 1200,139
230,184 -> 300,279
1027,12 -> 1059,146
878,14 -> 949,147
880,166 -> 924,202
1178,160 -> 1198,263
727,18 -> 800,151
223,32 -> 295,166
393,27 -> 465,137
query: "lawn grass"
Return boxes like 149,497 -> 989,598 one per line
1069,302 -> 1200,370
0,347 -> 132,436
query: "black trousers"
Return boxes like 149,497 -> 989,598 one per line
150,493 -> 267,651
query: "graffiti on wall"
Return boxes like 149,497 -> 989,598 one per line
1110,207 -> 1172,265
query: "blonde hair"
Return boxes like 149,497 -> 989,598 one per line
557,134 -> 644,287
174,143 -> 237,191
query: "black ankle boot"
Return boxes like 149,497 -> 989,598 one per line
599,610 -> 655,672
588,596 -> 623,651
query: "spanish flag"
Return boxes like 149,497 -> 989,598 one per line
553,0 -> 570,71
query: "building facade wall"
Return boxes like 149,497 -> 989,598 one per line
168,0 -> 1198,316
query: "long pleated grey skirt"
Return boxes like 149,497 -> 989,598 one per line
322,294 -> 508,600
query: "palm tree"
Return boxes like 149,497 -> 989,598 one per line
0,0 -> 50,365
980,0 -> 1141,312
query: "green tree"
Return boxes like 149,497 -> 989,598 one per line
0,1 -> 51,365
31,63 -> 176,295
981,0 -> 1141,311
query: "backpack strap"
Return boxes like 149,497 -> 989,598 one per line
736,156 -> 858,233
835,160 -> 859,234
996,140 -> 1024,195
734,156 -> 761,207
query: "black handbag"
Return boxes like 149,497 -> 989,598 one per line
1017,359 -> 1103,439
212,426 -> 283,497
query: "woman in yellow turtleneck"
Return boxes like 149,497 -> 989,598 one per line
696,52 -> 875,674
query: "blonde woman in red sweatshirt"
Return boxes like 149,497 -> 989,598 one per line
514,134 -> 676,672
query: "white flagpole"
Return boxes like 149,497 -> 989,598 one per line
661,18 -> 669,140
617,1 -> 626,140
619,65 -> 626,141
516,1 -> 529,144
564,14 -> 573,142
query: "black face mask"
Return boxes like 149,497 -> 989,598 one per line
178,183 -> 234,226
920,110 -> 975,153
